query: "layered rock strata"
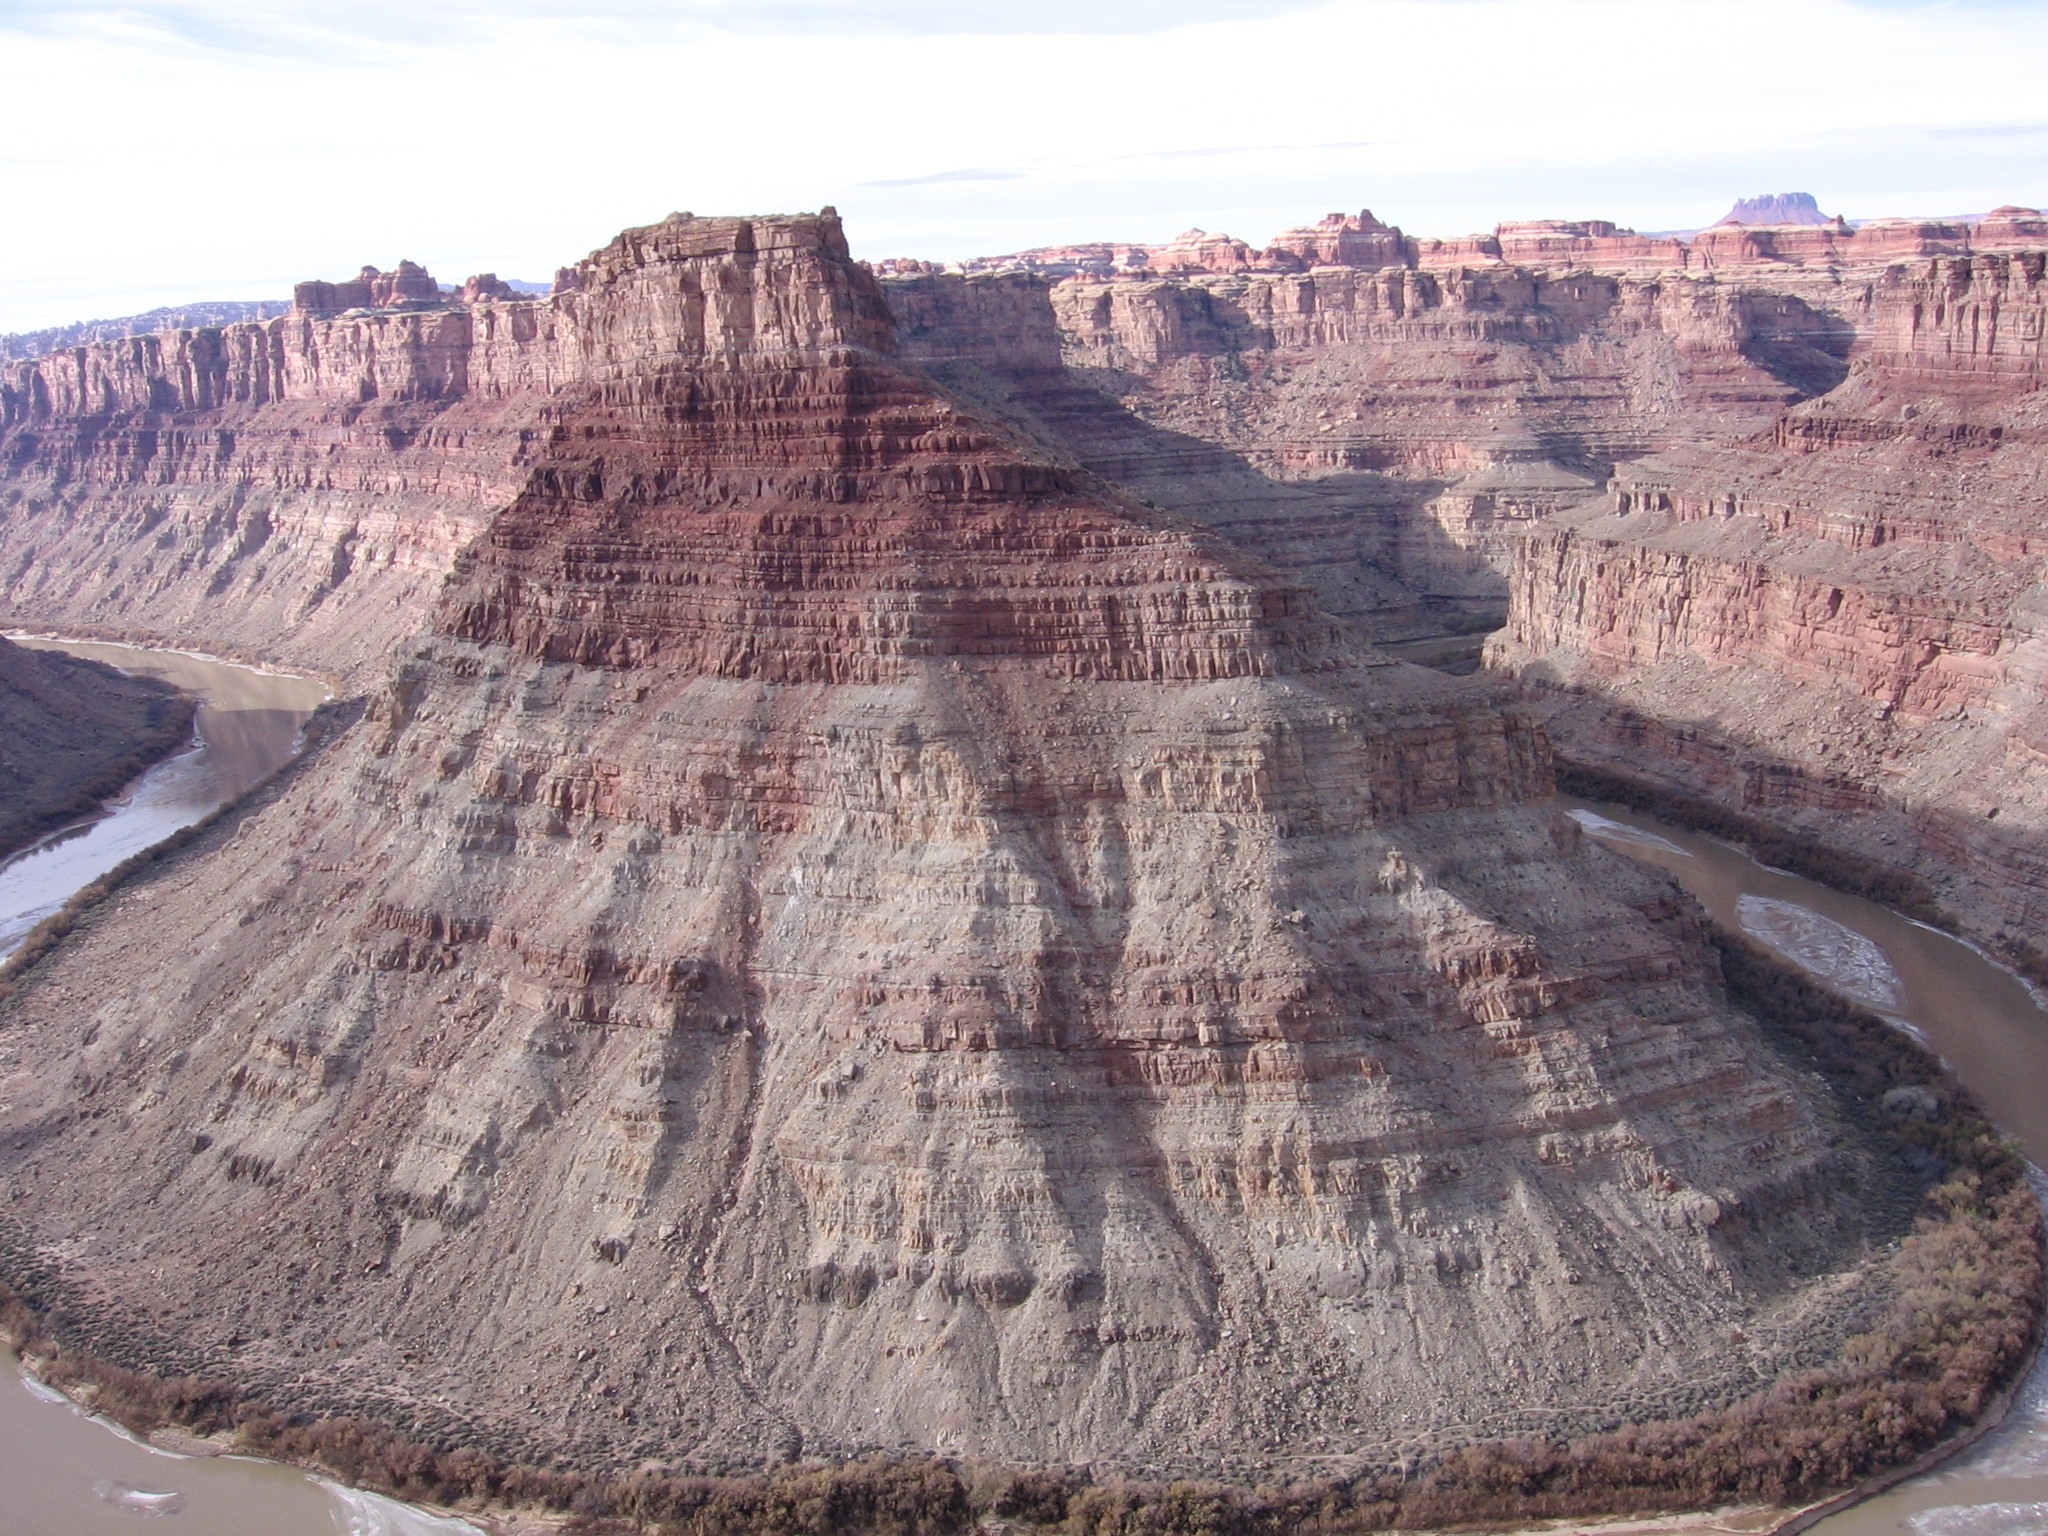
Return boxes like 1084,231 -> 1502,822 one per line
0,635 -> 193,858
887,260 -> 1847,638
0,213 -> 1909,1479
1495,251 -> 2048,970
954,203 -> 2048,281
0,227 -> 1850,682
0,301 -> 290,365
0,249 -> 670,677
0,312 -> 537,678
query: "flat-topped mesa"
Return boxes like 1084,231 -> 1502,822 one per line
1145,228 -> 1267,274
1264,208 -> 1410,270
948,196 -> 2048,286
291,265 -> 536,317
0,210 -> 912,675
1714,192 -> 1833,227
954,239 -> 1196,279
546,208 -> 895,376
292,259 -> 444,316
1692,215 -> 1977,270
1826,250 -> 2048,399
1489,219 -> 1689,272
1970,205 -> 2048,251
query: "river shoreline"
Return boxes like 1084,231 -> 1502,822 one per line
4,835 -> 2038,1533
1560,798 -> 2048,1536
2,652 -> 2044,1533
0,638 -> 198,865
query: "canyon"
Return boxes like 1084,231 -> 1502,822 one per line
0,197 -> 2041,1526
901,198 -> 2048,990
0,635 -> 193,859
1492,250 -> 2048,983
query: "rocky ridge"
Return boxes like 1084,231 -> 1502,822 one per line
951,202 -> 2048,282
0,258 -> 616,678
0,301 -> 290,365
1714,194 -> 1833,228
0,211 -> 1919,1484
885,251 -> 1849,639
885,202 -> 2048,986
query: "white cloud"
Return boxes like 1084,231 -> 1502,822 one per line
3,0 -> 2046,330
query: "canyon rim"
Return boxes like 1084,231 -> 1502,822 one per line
0,200 -> 2041,1531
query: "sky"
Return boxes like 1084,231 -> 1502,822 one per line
3,0 -> 2047,331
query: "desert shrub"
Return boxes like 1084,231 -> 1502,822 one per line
986,1468 -> 1078,1524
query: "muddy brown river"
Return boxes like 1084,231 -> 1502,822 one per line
4,648 -> 2048,1532
1565,799 -> 2048,1536
0,640 -> 479,1535
0,637 -> 332,959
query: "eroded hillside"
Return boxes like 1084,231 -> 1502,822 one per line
0,212 -> 1937,1488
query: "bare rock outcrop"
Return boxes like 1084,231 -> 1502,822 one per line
0,212 -> 1909,1482
0,262 -> 595,677
0,301 -> 290,365
1714,193 -> 1833,227
293,260 -> 445,317
1495,250 -> 2048,971
884,257 -> 1850,642
947,199 -> 2041,288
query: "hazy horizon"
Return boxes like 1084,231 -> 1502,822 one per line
3,0 -> 2045,331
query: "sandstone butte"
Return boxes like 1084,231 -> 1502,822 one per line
0,204 -> 2039,1530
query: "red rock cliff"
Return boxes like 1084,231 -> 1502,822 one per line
1496,251 -> 2048,969
883,259 -> 1849,643
0,212 -> 1891,1482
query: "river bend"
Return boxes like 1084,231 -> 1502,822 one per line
2,649 -> 2046,1534
0,639 -> 476,1536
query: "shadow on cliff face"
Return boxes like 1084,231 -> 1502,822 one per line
900,350 -> 1462,639
1736,291 -> 1855,398
1520,684 -> 1951,922
887,269 -> 1831,643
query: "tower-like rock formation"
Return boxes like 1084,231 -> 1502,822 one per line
0,213 -> 1902,1476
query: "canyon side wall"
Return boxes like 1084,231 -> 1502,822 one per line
0,213 -> 1908,1482
0,310 -> 547,678
887,262 -> 1853,639
0,217 -> 1863,674
0,262 -> 671,677
1495,251 -> 2048,970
